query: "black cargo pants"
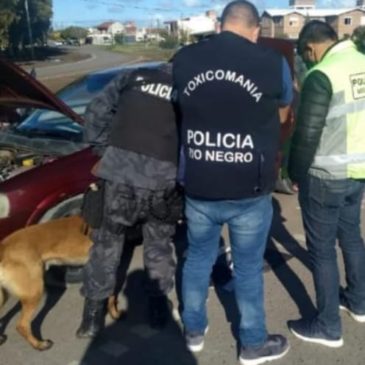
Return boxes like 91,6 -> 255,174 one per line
81,180 -> 176,301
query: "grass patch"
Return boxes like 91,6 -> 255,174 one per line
108,43 -> 178,61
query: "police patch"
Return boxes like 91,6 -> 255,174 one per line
350,73 -> 365,99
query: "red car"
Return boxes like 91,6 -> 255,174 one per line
0,38 -> 295,243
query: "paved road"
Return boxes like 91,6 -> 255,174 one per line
0,193 -> 364,365
33,45 -> 142,81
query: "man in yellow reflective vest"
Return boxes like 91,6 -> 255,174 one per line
288,20 -> 365,348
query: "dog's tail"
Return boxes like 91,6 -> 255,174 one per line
0,281 -> 8,345
0,287 -> 6,311
0,259 -> 8,311
0,246 -> 7,310
0,267 -> 8,311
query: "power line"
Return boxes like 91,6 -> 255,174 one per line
53,0 -> 218,28
80,0 -> 212,12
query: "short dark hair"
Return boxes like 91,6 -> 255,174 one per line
297,20 -> 338,56
352,25 -> 365,53
221,0 -> 260,28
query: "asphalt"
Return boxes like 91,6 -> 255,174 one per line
29,45 -> 143,81
0,192 -> 364,365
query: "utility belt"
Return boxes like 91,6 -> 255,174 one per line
81,180 -> 184,230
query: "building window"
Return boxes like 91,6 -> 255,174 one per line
289,17 -> 298,27
344,17 -> 352,25
273,17 -> 282,25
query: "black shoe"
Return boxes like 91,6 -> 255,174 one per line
288,318 -> 343,348
239,334 -> 289,365
148,296 -> 171,329
76,298 -> 106,339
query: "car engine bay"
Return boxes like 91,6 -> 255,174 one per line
0,146 -> 54,182
0,131 -> 88,183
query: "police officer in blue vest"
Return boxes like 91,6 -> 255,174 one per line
172,1 -> 293,364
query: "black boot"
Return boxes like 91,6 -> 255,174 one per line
148,295 -> 171,329
76,298 -> 106,339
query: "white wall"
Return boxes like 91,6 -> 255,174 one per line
178,15 -> 216,36
136,28 -> 146,41
88,33 -> 112,45
108,22 -> 124,34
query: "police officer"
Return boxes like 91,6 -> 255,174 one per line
288,21 -> 365,348
172,1 -> 293,364
76,63 -> 180,338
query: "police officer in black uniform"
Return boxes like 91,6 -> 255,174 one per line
76,63 -> 180,338
173,1 -> 293,364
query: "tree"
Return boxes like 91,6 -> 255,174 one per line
159,34 -> 179,49
31,0 -> 53,45
5,0 -> 53,55
179,29 -> 190,45
114,33 -> 124,45
0,0 -> 18,49
48,29 -> 62,41
60,26 -> 88,41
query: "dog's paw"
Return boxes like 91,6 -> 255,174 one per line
0,334 -> 7,345
37,339 -> 54,351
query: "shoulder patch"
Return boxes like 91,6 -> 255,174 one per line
350,73 -> 365,99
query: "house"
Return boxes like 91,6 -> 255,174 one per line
164,10 -> 218,39
136,28 -> 147,42
123,21 -> 138,43
96,21 -> 125,35
261,0 -> 365,39
143,28 -> 164,42
86,21 -> 125,45
85,33 -> 112,45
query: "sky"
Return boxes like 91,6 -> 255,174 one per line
52,0 -> 359,29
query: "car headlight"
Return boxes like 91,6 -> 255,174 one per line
0,194 -> 10,218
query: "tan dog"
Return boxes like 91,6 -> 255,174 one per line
0,215 -> 121,351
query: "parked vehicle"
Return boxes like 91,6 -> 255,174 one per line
48,40 -> 64,47
65,38 -> 81,46
0,37 -> 295,267
0,59 -> 166,243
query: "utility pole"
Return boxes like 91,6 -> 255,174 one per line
24,0 -> 35,60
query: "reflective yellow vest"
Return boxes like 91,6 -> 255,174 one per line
307,40 -> 365,179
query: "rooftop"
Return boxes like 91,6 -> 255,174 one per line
264,8 -> 364,17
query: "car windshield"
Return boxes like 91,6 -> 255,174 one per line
15,70 -> 120,141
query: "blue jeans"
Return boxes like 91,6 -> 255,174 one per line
299,175 -> 365,336
182,194 -> 273,347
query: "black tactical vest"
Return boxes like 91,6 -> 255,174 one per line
109,66 -> 178,165
173,32 -> 283,199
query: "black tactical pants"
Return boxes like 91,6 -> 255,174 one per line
81,180 -> 176,301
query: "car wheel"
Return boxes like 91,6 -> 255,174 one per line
38,194 -> 84,223
40,195 -> 86,286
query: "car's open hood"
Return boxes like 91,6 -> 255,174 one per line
0,58 -> 84,124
